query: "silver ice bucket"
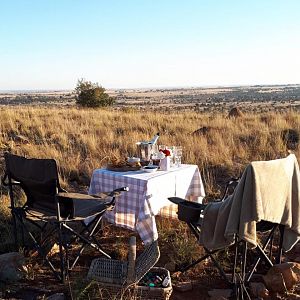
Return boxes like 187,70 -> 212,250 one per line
136,142 -> 158,162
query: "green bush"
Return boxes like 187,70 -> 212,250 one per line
75,79 -> 114,107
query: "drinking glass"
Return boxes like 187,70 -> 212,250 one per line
169,146 -> 176,167
174,146 -> 182,167
151,152 -> 161,166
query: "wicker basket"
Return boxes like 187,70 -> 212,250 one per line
134,267 -> 172,300
87,238 -> 172,300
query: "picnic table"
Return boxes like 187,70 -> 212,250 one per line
89,164 -> 205,244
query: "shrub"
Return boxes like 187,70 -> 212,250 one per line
75,79 -> 114,107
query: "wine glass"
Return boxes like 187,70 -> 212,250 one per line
173,146 -> 182,167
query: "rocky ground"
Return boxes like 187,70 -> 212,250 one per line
1,221 -> 300,300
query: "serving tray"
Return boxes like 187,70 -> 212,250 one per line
106,165 -> 142,172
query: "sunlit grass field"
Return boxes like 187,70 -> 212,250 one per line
0,106 -> 299,297
1,106 -> 298,216
0,107 -> 299,246
1,107 -> 298,188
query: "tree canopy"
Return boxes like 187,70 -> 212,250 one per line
75,79 -> 114,107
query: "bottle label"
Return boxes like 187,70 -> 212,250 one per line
162,276 -> 170,287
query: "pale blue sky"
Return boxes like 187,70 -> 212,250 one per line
0,0 -> 299,90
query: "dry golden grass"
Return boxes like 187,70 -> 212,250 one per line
0,106 -> 299,297
0,106 -> 299,195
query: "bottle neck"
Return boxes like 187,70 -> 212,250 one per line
149,134 -> 159,145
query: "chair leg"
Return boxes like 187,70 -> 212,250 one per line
269,231 -> 274,260
275,225 -> 285,264
19,216 -> 26,249
232,235 -> 239,283
68,218 -> 111,270
231,242 -> 251,300
17,215 -> 62,281
236,273 -> 251,300
11,211 -> 19,251
63,230 -> 70,279
182,222 -> 231,284
242,241 -> 247,282
63,222 -> 110,254
58,222 -> 66,283
246,226 -> 277,282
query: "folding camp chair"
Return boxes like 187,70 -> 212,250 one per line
168,180 -> 249,281
169,197 -> 285,299
168,154 -> 300,298
2,152 -> 129,282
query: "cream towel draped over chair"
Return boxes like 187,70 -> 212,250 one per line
200,154 -> 300,251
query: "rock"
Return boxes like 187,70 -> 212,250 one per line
174,281 -> 193,292
263,262 -> 298,292
249,282 -> 269,299
47,293 -> 65,300
208,288 -> 232,299
0,252 -> 26,282
228,107 -> 243,118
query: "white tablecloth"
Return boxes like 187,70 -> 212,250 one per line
89,164 -> 205,244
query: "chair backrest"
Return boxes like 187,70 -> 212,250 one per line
4,153 -> 61,214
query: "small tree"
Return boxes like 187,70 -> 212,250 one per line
75,79 -> 114,107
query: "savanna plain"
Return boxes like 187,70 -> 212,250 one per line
0,85 -> 300,299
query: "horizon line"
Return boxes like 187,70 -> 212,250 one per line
1,83 -> 300,93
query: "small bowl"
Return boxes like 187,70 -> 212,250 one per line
127,157 -> 140,163
143,166 -> 158,173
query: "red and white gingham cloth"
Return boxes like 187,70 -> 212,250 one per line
89,164 -> 205,244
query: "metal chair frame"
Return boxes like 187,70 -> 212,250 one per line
2,152 -> 128,282
169,179 -> 285,299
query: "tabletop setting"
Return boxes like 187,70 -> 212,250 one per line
88,133 -> 206,244
105,133 -> 184,173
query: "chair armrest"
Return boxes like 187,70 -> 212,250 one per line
55,192 -> 113,220
168,197 -> 206,210
56,192 -> 108,201
106,186 -> 130,197
168,197 -> 186,205
91,186 -> 129,200
56,187 -> 129,207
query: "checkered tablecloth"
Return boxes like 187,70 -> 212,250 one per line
89,164 -> 205,244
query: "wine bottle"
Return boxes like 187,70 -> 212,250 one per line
149,132 -> 160,145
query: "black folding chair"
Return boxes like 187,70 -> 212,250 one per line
2,152 -> 129,282
169,180 -> 241,277
169,179 -> 285,299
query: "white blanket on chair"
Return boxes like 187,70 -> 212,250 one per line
200,154 -> 300,252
